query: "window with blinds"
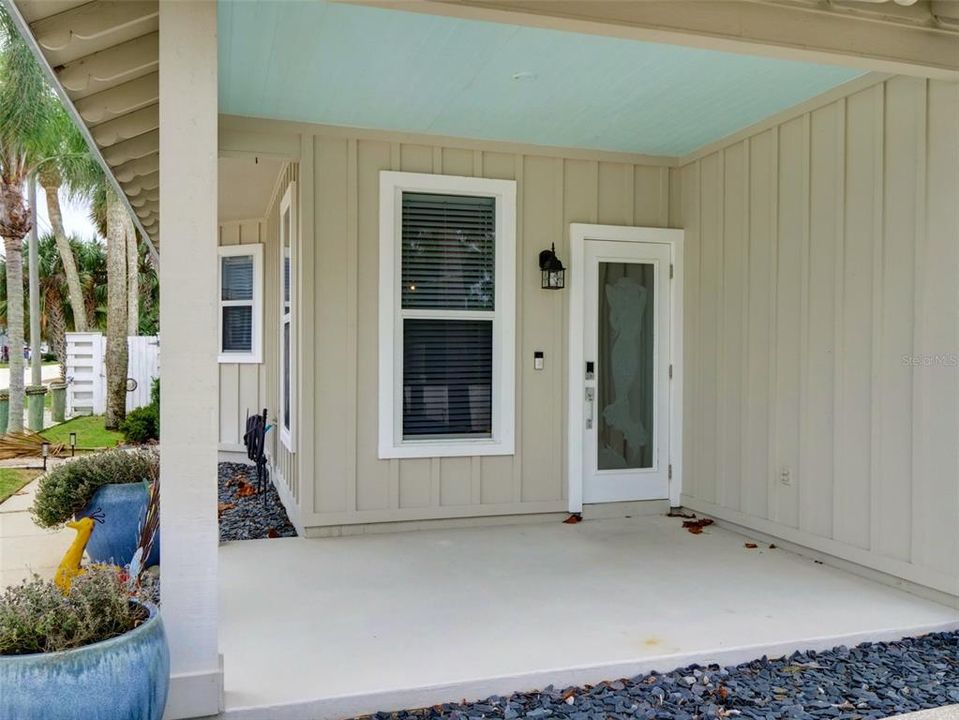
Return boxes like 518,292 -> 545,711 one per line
400,192 -> 496,438
218,245 -> 263,364
379,171 -> 516,459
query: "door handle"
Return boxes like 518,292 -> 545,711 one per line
585,387 -> 594,429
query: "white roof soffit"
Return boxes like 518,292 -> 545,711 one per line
1,0 -> 160,255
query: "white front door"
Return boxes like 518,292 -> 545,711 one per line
580,238 -> 671,504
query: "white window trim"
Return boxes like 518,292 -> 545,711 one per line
217,243 -> 263,364
378,171 -> 516,459
279,182 -> 297,453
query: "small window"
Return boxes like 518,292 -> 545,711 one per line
218,244 -> 263,364
379,171 -> 516,459
279,183 -> 296,452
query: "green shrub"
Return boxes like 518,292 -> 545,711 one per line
0,567 -> 147,655
120,405 -> 158,443
31,448 -> 159,528
120,378 -> 159,443
41,352 -> 58,363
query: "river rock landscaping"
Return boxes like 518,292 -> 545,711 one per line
218,462 -> 297,542
355,632 -> 959,720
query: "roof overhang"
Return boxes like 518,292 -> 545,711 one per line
1,0 -> 160,257
352,0 -> 959,81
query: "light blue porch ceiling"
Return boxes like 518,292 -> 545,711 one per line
218,1 -> 863,157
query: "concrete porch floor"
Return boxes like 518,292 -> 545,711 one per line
218,516 -> 959,720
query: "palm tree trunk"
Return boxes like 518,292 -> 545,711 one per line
39,178 -> 88,331
126,218 -> 138,336
4,235 -> 25,432
46,287 -> 67,380
105,188 -> 128,428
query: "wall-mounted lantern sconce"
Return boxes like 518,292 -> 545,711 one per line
539,244 -> 566,290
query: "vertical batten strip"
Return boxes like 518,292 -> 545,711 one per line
659,166 -> 670,228
512,153 -> 525,501
766,126 -> 780,523
909,79 -> 928,567
388,143 -> 400,511
797,112 -> 812,531
831,98 -> 848,543
553,157 -> 566,500
868,83 -> 886,553
299,139 -> 316,521
716,150 -> 728,507
347,138 -> 359,513
739,140 -> 751,517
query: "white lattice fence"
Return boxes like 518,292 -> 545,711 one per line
66,332 -> 159,417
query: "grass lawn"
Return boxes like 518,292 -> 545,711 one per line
0,467 -> 40,505
42,415 -> 124,450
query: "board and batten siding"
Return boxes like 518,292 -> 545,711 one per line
218,163 -> 300,515
677,76 -> 959,598
303,132 -> 672,531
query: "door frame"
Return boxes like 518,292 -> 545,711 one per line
567,223 -> 685,512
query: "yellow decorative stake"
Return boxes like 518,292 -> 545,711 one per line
54,517 -> 96,593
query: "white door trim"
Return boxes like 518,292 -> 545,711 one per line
568,223 -> 684,512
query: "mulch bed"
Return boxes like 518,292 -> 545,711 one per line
355,632 -> 959,720
217,462 -> 297,542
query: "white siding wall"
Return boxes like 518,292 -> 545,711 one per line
678,77 -> 959,597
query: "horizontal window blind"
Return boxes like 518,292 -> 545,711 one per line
222,255 -> 254,301
402,319 -> 492,438
222,306 -> 253,352
402,192 -> 495,310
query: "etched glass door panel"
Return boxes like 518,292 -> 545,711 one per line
597,262 -> 654,470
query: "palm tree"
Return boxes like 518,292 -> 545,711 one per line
35,105 -> 97,333
0,6 -> 59,431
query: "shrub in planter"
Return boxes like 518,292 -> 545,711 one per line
32,449 -> 160,567
0,567 -> 169,720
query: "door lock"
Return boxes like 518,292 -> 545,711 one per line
585,387 -> 594,429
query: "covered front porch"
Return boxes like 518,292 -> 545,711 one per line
218,514 -> 959,719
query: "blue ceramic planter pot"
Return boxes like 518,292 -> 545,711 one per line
0,602 -> 170,720
76,483 -> 160,567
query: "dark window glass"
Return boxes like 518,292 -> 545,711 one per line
401,192 -> 495,310
402,319 -> 492,438
222,306 -> 253,352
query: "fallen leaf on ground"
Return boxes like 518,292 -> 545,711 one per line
236,481 -> 256,497
563,513 -> 582,524
682,518 -> 714,534
744,542 -> 758,549
267,528 -> 279,539
769,543 -> 777,549
667,509 -> 696,519
217,502 -> 235,517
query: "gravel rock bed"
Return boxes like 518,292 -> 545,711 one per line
356,632 -> 959,720
218,462 -> 297,542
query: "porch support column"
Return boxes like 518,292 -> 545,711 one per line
158,1 -> 221,718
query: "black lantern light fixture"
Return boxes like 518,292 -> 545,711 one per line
41,442 -> 50,471
539,243 -> 566,290
69,432 -> 77,457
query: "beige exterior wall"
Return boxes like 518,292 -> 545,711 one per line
218,163 -> 301,522
294,128 -> 675,531
677,76 -> 959,597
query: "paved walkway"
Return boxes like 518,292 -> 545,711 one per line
0,460 -> 75,590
